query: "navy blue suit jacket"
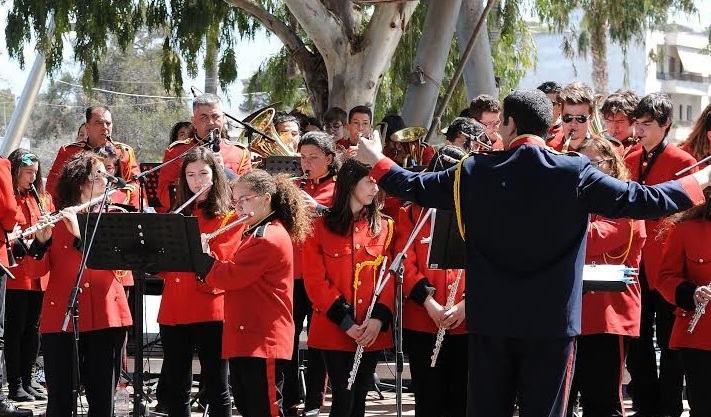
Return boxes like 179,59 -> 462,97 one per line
372,136 -> 703,337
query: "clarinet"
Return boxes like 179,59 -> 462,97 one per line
688,296 -> 709,334
430,269 -> 463,367
347,257 -> 389,391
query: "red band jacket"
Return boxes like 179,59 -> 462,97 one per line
0,158 -> 19,267
8,191 -> 55,291
293,175 -> 335,280
206,219 -> 294,360
303,216 -> 395,352
46,140 -> 140,199
397,205 -> 466,335
625,144 -> 697,290
158,208 -> 243,325
657,219 -> 711,351
157,138 -> 251,210
582,215 -> 646,336
23,222 -> 133,333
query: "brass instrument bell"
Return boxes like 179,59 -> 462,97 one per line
390,127 -> 427,166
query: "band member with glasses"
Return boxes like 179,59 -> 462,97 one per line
303,158 -> 395,417
197,170 -> 311,417
323,107 -> 348,148
24,152 -> 132,417
623,93 -> 698,417
557,82 -> 595,152
442,118 -> 487,153
657,188 -> 711,417
565,137 -> 646,417
469,94 -> 504,150
157,148 -> 239,417
4,150 -> 53,403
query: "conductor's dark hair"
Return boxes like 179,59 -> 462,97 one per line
174,147 -> 232,219
297,131 -> 341,176
85,105 -> 111,123
8,148 -> 44,195
381,114 -> 406,141
536,81 -> 562,95
235,170 -> 312,243
633,93 -> 673,127
325,159 -> 382,237
502,89 -> 553,138
56,152 -> 105,209
445,117 -> 485,141
427,145 -> 467,173
348,106 -> 372,123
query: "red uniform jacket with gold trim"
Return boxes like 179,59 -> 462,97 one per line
157,138 -> 251,210
293,176 -> 335,281
46,140 -> 140,199
625,144 -> 697,290
206,219 -> 294,360
657,220 -> 711,351
397,204 -> 467,335
303,216 -> 395,352
582,216 -> 646,336
23,223 -> 133,333
8,191 -> 54,291
158,208 -> 243,325
0,158 -> 19,267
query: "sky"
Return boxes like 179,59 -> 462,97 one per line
0,0 -> 709,116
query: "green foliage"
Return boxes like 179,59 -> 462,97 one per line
489,0 -> 536,98
243,46 -> 310,113
0,89 -> 17,136
4,0 -> 260,95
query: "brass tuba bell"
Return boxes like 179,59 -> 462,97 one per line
390,127 -> 427,167
238,108 -> 294,158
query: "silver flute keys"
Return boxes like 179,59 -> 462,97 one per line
431,269 -> 463,367
688,296 -> 708,334
347,257 -> 389,391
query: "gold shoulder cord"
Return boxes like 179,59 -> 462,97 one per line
602,220 -> 635,265
453,158 -> 466,240
353,218 -> 394,309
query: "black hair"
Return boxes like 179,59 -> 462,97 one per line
458,107 -> 475,118
300,116 -> 322,132
445,117 -> 485,140
323,107 -> 347,124
297,131 -> 341,176
169,121 -> 193,145
426,145 -> 467,172
56,152 -> 105,209
85,105 -> 111,123
325,159 -> 382,236
632,93 -> 673,127
381,114 -> 406,141
8,148 -> 44,194
348,105 -> 372,123
601,89 -> 639,119
536,81 -> 562,95
469,94 -> 501,120
502,89 -> 553,138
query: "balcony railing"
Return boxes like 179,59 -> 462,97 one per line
656,72 -> 710,83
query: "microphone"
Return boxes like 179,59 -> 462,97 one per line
210,128 -> 221,153
97,171 -> 127,188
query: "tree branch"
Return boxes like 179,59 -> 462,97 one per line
223,0 -> 306,55
284,0 -> 344,60
360,2 -> 418,76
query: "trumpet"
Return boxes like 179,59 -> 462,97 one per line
173,183 -> 212,214
9,190 -> 117,241
202,213 -> 253,245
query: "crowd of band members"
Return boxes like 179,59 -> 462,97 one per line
0,82 -> 710,417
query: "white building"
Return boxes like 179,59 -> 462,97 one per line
518,25 -> 711,142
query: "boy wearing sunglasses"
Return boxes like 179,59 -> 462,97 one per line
558,82 -> 595,152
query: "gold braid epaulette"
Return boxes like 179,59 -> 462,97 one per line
352,218 -> 394,310
453,155 -> 471,240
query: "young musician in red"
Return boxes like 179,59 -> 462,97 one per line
624,93 -> 698,417
198,170 -> 311,417
157,148 -> 239,417
397,145 -> 468,417
566,137 -> 646,417
24,152 -> 132,417
657,192 -> 711,417
282,131 -> 338,416
601,89 -> 640,156
98,147 -> 140,209
4,150 -> 53,402
679,103 -> 711,168
303,158 -> 395,417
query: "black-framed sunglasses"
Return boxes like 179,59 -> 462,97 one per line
562,114 -> 589,124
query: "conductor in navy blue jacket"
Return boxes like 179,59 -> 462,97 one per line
354,89 -> 711,417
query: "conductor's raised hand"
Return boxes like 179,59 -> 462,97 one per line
355,130 -> 386,167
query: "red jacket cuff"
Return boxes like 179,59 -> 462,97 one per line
678,175 -> 705,206
371,158 -> 397,181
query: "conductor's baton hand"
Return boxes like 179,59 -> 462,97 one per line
355,130 -> 386,167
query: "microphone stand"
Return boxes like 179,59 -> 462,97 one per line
62,184 -> 114,417
386,207 -> 434,417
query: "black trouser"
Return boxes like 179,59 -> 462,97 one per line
467,334 -> 576,417
680,348 -> 711,417
322,349 -> 380,417
230,357 -> 287,417
159,321 -> 231,417
282,279 -> 328,413
566,334 -> 628,417
43,327 -> 127,417
3,289 -> 43,388
403,329 -> 468,417
0,274 -> 6,402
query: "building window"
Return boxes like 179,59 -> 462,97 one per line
687,105 -> 693,121
679,105 -> 683,120
670,57 -> 677,73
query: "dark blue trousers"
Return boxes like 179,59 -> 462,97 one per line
467,334 -> 576,417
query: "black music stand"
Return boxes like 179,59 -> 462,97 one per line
263,156 -> 303,176
77,213 -> 206,416
139,162 -> 162,209
427,209 -> 466,269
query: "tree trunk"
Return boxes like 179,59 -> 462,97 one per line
588,7 -> 609,95
401,0 -> 462,127
456,0 -> 497,99
204,33 -> 219,94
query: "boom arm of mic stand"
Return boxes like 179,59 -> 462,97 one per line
389,208 -> 435,275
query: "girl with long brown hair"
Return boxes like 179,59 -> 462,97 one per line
679,103 -> 711,167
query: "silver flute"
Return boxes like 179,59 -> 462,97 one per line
430,269 -> 463,367
688,296 -> 709,334
347,257 -> 389,391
